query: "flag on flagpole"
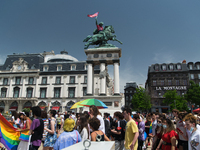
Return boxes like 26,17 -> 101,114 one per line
87,12 -> 99,18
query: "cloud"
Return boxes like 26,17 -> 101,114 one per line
153,52 -> 175,64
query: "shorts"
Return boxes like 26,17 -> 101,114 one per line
57,124 -> 61,129
178,139 -> 188,150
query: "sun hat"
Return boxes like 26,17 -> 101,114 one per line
63,118 -> 75,132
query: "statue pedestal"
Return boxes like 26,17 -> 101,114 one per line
84,47 -> 122,115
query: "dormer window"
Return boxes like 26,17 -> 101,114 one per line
162,65 -> 166,71
155,65 -> 159,71
71,65 -> 76,70
196,64 -> 200,70
177,64 -> 181,70
189,64 -> 193,70
169,64 -> 174,70
43,66 -> 48,71
57,65 -> 62,71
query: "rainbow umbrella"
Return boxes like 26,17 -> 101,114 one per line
78,99 -> 108,109
70,100 -> 85,109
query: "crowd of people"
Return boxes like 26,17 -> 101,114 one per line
0,106 -> 200,150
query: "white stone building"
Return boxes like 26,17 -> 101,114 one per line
0,50 -> 122,115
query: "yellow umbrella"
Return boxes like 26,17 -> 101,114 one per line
70,100 -> 85,109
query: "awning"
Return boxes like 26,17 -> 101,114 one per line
9,106 -> 18,111
51,106 -> 60,110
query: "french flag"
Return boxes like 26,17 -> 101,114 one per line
87,12 -> 99,18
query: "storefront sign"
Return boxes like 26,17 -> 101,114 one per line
155,86 -> 187,91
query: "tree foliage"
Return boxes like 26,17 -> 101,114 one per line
185,80 -> 200,106
131,87 -> 151,112
163,90 -> 188,112
22,108 -> 30,113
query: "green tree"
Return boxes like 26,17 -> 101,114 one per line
185,80 -> 200,106
163,90 -> 189,112
131,87 -> 151,112
22,108 -> 30,113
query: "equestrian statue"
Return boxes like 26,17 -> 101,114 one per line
83,13 -> 122,49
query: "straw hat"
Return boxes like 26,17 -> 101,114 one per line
63,118 -> 75,132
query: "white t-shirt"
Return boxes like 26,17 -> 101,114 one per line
189,129 -> 200,150
187,124 -> 200,138
80,127 -> 88,141
176,120 -> 187,141
97,115 -> 105,134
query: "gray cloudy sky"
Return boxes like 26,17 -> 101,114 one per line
1,0 -> 200,92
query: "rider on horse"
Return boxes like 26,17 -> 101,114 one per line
95,17 -> 107,40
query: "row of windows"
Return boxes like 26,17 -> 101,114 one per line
152,73 -> 187,77
154,64 -> 182,71
190,74 -> 200,80
152,80 -> 188,86
0,87 -> 87,98
43,64 -> 88,71
153,90 -> 186,97
188,63 -> 200,70
1,76 -> 88,85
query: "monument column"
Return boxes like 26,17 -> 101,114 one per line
87,61 -> 93,95
113,59 -> 120,95
100,60 -> 106,95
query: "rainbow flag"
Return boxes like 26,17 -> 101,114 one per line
0,114 -> 20,150
19,130 -> 29,142
149,122 -> 152,134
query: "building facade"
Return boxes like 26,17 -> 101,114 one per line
145,60 -> 200,113
124,82 -> 138,108
0,51 -> 120,113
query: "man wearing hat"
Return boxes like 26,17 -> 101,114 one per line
53,118 -> 81,150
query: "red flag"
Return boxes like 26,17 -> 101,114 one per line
87,12 -> 99,18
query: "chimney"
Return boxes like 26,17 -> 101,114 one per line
182,60 -> 186,64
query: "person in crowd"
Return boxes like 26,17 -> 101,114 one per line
56,113 -> 62,135
53,118 -> 81,150
89,117 -> 110,141
17,112 -> 32,150
103,113 -> 111,139
64,111 -> 69,120
151,117 -> 164,150
145,116 -> 151,148
133,114 -> 145,150
77,114 -> 89,141
9,111 -> 19,128
123,107 -> 139,150
43,110 -> 57,150
89,105 -> 105,133
111,111 -> 126,150
176,113 -> 188,150
184,113 -> 200,150
151,112 -> 158,142
29,106 -> 44,150
172,109 -> 180,124
70,112 -> 76,120
41,111 -> 49,144
156,118 -> 178,150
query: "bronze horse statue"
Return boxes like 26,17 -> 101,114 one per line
83,25 -> 122,49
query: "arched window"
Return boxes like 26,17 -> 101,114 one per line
10,101 -> 18,111
0,101 -> 5,109
23,101 -> 32,109
65,101 -> 75,112
13,87 -> 20,98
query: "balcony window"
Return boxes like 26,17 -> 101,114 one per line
40,88 -> 46,98
29,77 -> 34,85
1,88 -> 7,98
27,88 -> 33,98
54,88 -> 61,98
160,80 -> 164,86
42,77 -> 47,84
189,64 -> 193,70
84,76 -> 87,84
70,76 -> 75,84
55,77 -> 61,84
68,87 -> 75,98
176,80 -> 180,85
183,80 -> 187,85
15,77 -> 21,85
13,87 -> 20,98
3,78 -> 8,85
191,74 -> 194,79
162,65 -> 166,71
153,80 -> 157,86
83,87 -> 87,96
169,65 -> 174,70
168,80 -> 172,86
